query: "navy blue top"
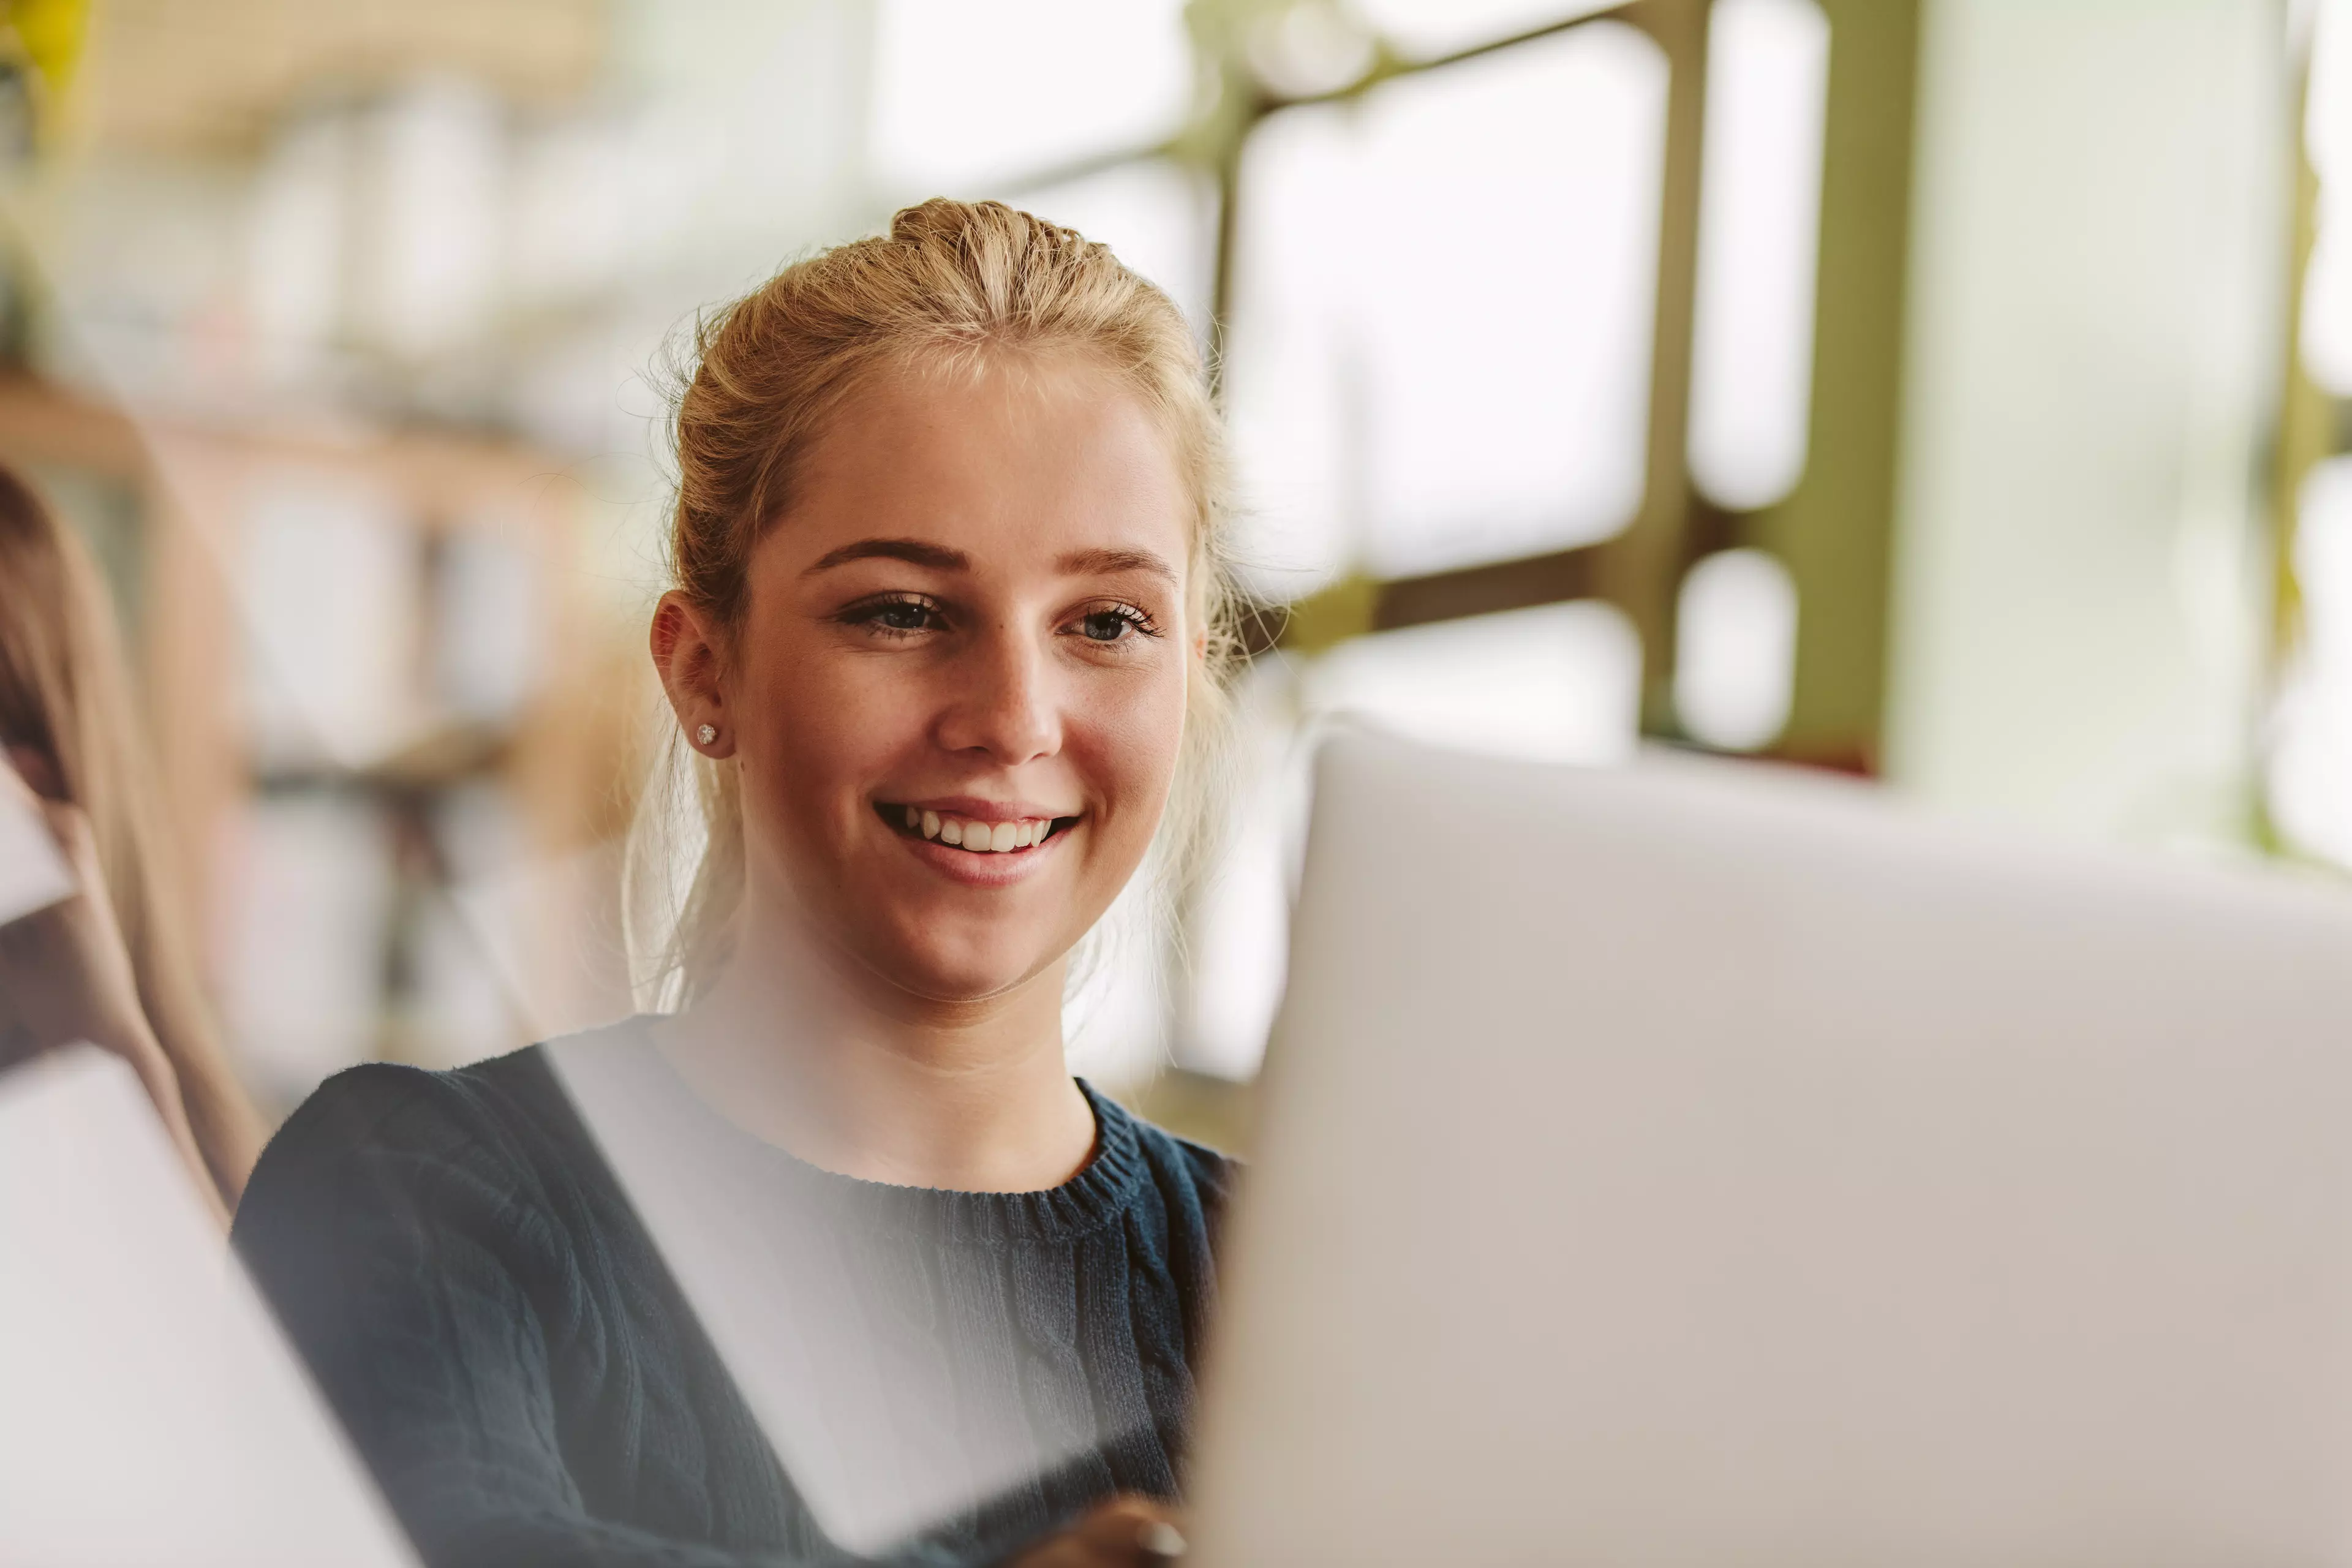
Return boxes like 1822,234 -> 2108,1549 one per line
232,1021 -> 1235,1567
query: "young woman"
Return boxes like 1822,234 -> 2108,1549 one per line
0,461 -> 264,1222
233,202 -> 1240,1568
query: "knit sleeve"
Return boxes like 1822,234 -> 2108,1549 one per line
231,1064 -> 878,1568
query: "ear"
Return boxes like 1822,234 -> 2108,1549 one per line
650,592 -> 737,758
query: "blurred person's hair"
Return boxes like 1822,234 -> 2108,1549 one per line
0,462 -> 264,1200
627,197 -> 1240,1007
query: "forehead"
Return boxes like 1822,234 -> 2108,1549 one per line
775,352 -> 1192,570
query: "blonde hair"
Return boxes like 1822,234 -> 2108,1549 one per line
630,198 -> 1239,1005
0,462 -> 265,1202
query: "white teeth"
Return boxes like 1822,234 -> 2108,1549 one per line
902,810 -> 1063,853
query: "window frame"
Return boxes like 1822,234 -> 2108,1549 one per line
980,0 -> 1915,774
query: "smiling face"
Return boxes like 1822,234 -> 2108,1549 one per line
655,352 -> 1197,1006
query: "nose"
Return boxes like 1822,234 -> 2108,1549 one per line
934,622 -> 1061,766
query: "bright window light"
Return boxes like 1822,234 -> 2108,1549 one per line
870,0 -> 1194,192
1687,0 -> 1830,511
1224,105 -> 1359,600
1009,159 -> 1219,336
1247,0 -> 1377,98
2306,0 -> 2352,392
2271,458 -> 2352,864
1673,547 -> 1798,751
1305,600 -> 1644,766
1352,0 -> 1619,61
1355,28 -> 1667,577
1224,25 -> 1668,594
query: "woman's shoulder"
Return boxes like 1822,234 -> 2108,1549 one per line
1087,1083 -> 1240,1214
233,1020 -> 646,1240
255,1040 -> 563,1168
1136,1118 -> 1238,1191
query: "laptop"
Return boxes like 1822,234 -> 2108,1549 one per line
1188,730 -> 2352,1567
0,1046 -> 417,1567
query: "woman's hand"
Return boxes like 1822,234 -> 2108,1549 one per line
0,750 -> 225,1224
1001,1496 -> 1188,1568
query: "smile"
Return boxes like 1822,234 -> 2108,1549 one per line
875,802 -> 1079,856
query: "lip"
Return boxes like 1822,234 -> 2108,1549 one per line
891,815 -> 1077,887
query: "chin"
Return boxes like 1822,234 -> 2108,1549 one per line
890,958 -> 1050,1006
864,921 -> 1060,1005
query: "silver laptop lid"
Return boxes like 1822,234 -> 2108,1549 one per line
1191,731 -> 2352,1568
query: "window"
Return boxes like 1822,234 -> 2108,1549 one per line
2274,2 -> 2352,867
1226,26 -> 1670,588
869,0 -> 1194,191
1688,0 -> 1831,510
2271,459 -> 2352,864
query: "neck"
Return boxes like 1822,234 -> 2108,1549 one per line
654,910 -> 1096,1193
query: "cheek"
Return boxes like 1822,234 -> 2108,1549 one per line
1076,661 -> 1192,823
733,641 -> 913,819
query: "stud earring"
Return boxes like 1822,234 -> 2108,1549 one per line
695,723 -> 717,746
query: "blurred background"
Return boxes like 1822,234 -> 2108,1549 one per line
0,0 -> 2332,1148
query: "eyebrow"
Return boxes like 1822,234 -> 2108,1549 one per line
804,538 -> 1182,587
1057,547 -> 1180,587
803,537 -> 970,575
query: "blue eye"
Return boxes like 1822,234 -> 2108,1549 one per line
842,595 -> 943,636
1071,603 -> 1156,644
